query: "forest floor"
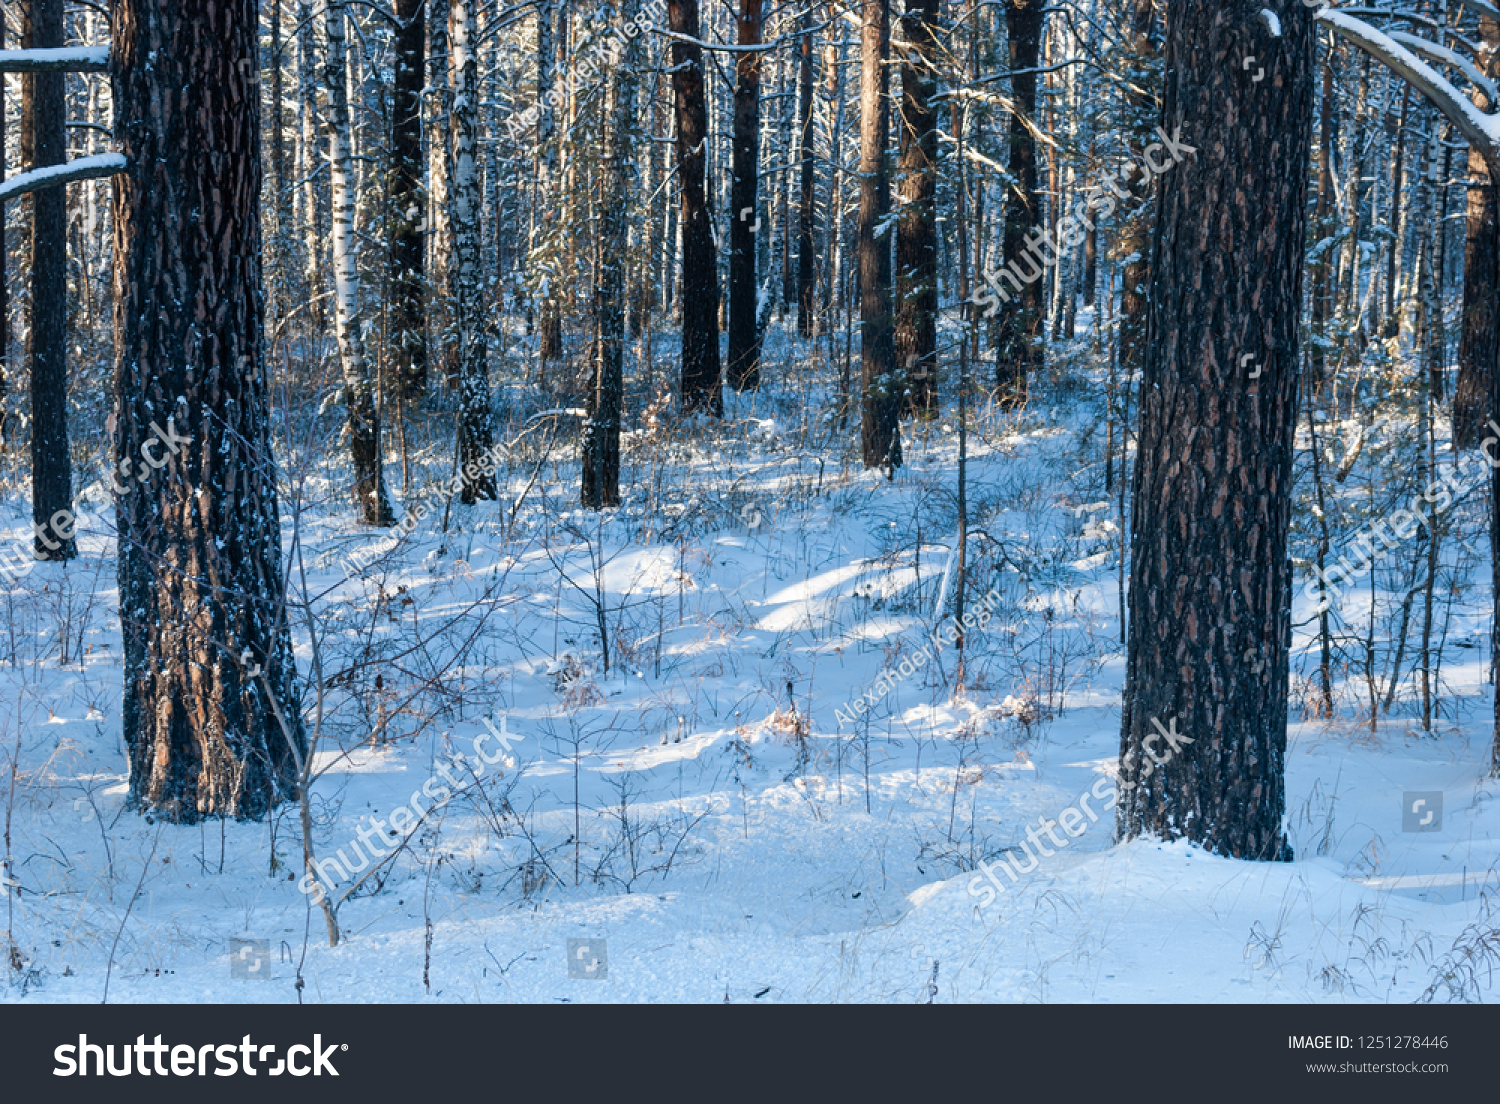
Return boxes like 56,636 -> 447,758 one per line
1,316 -> 1497,1003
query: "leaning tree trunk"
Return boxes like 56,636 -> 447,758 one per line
24,0 -> 75,561
390,0 -> 428,400
583,0 -> 640,509
993,0 -> 1044,405
1117,0 -> 1313,860
450,0 -> 497,501
858,0 -> 901,469
896,0 -> 939,418
324,0 -> 394,525
113,0 -> 307,821
670,0 -> 723,416
726,0 -> 763,392
1453,15 -> 1500,451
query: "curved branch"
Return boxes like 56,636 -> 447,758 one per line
1319,10 -> 1500,174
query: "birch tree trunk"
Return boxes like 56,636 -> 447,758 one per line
450,0 -> 498,502
324,0 -> 394,525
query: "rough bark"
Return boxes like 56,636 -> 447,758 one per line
1117,0 -> 1312,860
859,0 -> 901,469
1454,16 -> 1500,450
669,0 -> 723,416
24,0 -> 74,561
584,0 -> 640,509
993,0 -> 1044,405
1117,0 -> 1158,387
896,0 -> 939,418
727,0 -> 763,391
450,0 -> 498,501
796,7 -> 817,338
390,0 -> 428,400
113,0 -> 306,821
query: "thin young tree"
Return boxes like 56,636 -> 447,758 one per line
113,0 -> 307,820
1116,0 -> 1313,858
727,0 -> 764,391
795,6 -> 817,339
669,0 -> 724,416
859,0 -> 901,470
24,0 -> 74,560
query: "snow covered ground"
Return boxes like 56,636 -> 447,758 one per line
1,329 -> 1496,1004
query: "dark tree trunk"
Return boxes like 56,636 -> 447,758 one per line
1118,0 -> 1158,386
0,17 -> 8,449
858,0 -> 900,469
113,0 -> 306,821
670,0 -> 723,416
896,0 -> 938,418
583,0 -> 640,509
1308,53 -> 1334,382
796,8 -> 816,339
726,0 -> 763,392
391,0 -> 428,399
25,0 -> 75,561
1116,0 -> 1312,860
993,0 -> 1044,405
1454,16 -> 1500,451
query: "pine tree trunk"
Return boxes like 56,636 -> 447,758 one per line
390,0 -> 428,400
584,0 -> 640,509
670,0 -> 723,416
1455,16 -> 1500,450
1117,0 -> 1312,860
796,8 -> 817,339
0,16 -> 8,449
1117,0 -> 1157,386
24,0 -> 74,561
726,0 -> 763,391
858,0 -> 901,469
113,0 -> 307,821
993,0 -> 1044,405
324,0 -> 394,526
896,0 -> 938,418
450,0 -> 498,501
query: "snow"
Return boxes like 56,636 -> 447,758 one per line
0,46 -> 109,67
0,153 -> 125,204
0,318 -> 1497,1004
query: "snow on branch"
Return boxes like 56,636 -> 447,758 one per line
0,46 -> 109,72
1319,9 -> 1500,169
0,152 -> 126,204
1389,30 -> 1499,106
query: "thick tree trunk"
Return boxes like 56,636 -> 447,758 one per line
450,0 -> 498,501
113,0 -> 307,821
0,18 -> 7,448
669,0 -> 723,416
584,0 -> 640,509
896,0 -> 939,418
726,0 -> 763,391
1454,16 -> 1500,450
324,0 -> 394,526
858,0 -> 901,469
24,0 -> 74,561
993,0 -> 1044,405
390,0 -> 428,400
1116,0 -> 1312,860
